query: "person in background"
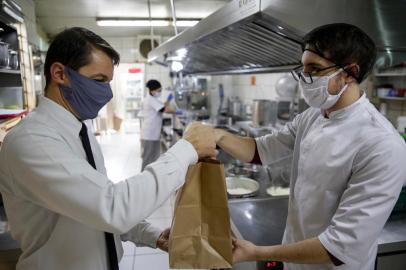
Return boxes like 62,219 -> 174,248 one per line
0,27 -> 215,270
140,79 -> 182,170
213,23 -> 406,270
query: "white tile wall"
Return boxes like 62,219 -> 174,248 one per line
209,72 -> 291,110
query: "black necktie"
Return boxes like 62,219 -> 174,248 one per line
79,123 -> 119,270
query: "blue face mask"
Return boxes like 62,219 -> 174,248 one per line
59,66 -> 113,120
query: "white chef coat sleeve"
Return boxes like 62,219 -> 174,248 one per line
255,113 -> 300,165
318,136 -> 406,267
149,97 -> 165,112
120,220 -> 161,248
5,126 -> 197,235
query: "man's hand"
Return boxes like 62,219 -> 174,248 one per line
156,228 -> 170,252
214,128 -> 226,143
183,122 -> 216,159
232,238 -> 258,264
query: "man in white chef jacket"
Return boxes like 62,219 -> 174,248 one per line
0,27 -> 216,270
213,23 -> 406,269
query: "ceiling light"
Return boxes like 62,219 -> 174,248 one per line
176,48 -> 188,57
96,18 -> 200,28
97,19 -> 169,27
175,20 -> 199,27
171,61 -> 184,72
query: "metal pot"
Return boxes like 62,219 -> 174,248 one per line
228,97 -> 242,117
252,99 -> 277,127
8,50 -> 18,70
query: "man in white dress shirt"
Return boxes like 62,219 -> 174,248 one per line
216,23 -> 406,269
0,27 -> 216,270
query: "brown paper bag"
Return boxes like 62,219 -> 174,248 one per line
169,159 -> 233,269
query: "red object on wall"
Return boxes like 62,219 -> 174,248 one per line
128,68 -> 142,73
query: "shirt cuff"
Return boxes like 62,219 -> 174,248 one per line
167,139 -> 198,168
141,226 -> 162,249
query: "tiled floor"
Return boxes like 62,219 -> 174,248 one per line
97,122 -> 175,270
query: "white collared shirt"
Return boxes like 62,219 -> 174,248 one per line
0,96 -> 197,270
256,94 -> 406,270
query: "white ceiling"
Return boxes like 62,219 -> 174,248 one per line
34,0 -> 231,38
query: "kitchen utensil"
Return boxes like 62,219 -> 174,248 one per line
252,99 -> 277,127
226,165 -> 251,178
226,163 -> 261,179
226,176 -> 259,198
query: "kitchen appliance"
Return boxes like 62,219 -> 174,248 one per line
8,49 -> 17,69
149,0 -> 406,74
226,176 -> 259,198
276,100 -> 291,122
275,74 -> 297,99
228,96 -> 243,118
0,40 -> 9,67
252,99 -> 277,127
189,90 -> 208,110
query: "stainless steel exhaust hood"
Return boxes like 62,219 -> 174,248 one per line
148,0 -> 406,75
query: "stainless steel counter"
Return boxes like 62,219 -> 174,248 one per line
229,196 -> 406,270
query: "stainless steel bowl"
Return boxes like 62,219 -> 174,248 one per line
226,176 -> 259,198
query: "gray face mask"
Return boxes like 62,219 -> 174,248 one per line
59,66 -> 113,120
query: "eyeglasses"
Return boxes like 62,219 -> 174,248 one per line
291,64 -> 338,84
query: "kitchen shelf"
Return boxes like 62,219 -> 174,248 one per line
375,73 -> 406,77
378,97 -> 406,101
0,116 -> 23,131
0,68 -> 21,75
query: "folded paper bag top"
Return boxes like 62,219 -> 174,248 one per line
168,159 -> 233,269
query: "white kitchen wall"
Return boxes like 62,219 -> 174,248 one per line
209,72 -> 291,113
104,36 -> 172,96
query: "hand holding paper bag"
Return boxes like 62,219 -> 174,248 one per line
183,122 -> 217,159
169,159 -> 233,269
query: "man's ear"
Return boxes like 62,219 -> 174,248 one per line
50,62 -> 67,85
344,64 -> 360,83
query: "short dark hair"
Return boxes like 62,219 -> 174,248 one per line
146,79 -> 161,91
44,27 -> 120,89
303,23 -> 376,83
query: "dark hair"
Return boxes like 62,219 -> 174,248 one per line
44,27 -> 120,89
303,23 -> 376,83
146,79 -> 162,91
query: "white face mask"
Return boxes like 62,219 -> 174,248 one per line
152,91 -> 162,98
299,68 -> 348,110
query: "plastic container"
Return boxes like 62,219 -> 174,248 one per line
397,116 -> 406,133
377,88 -> 392,97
